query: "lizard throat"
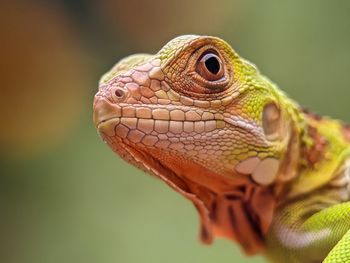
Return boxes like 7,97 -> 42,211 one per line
101,133 -> 277,255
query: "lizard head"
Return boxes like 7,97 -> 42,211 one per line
93,35 -> 302,254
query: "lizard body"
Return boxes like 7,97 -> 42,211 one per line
93,35 -> 350,262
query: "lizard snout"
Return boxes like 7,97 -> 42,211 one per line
93,96 -> 122,136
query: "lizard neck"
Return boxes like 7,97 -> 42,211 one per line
283,109 -> 350,200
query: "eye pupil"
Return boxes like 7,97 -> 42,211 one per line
205,56 -> 220,74
196,51 -> 224,82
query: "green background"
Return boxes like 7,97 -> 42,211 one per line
2,1 -> 350,262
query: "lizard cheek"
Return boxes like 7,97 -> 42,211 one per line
262,102 -> 282,141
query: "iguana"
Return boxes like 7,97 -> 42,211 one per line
93,35 -> 350,262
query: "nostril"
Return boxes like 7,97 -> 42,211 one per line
114,88 -> 125,99
110,84 -> 129,102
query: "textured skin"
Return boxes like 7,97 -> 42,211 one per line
93,35 -> 350,262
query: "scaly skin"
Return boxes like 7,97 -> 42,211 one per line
93,35 -> 350,262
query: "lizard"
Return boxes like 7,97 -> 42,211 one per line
93,35 -> 350,262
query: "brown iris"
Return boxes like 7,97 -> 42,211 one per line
196,51 -> 224,81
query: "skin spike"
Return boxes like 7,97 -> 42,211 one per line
93,35 -> 350,262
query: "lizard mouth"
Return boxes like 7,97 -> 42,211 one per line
93,97 -> 227,143
93,96 -> 264,147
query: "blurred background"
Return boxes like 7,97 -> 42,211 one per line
1,1 -> 350,262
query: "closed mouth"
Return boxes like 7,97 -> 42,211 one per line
94,97 -> 227,139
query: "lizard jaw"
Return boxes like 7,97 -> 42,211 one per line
93,95 -> 241,178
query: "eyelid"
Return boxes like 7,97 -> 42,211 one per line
197,48 -> 220,60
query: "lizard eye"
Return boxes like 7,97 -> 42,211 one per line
196,51 -> 224,81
